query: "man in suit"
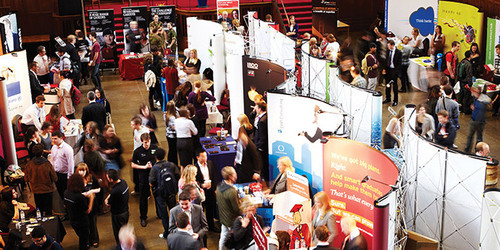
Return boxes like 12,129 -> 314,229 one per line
126,21 -> 142,54
167,212 -> 202,250
29,61 -> 45,104
236,132 -> 262,183
81,91 -> 107,131
217,11 -> 232,29
194,150 -> 218,232
168,191 -> 208,248
383,39 -> 402,106
66,34 -> 81,87
341,215 -> 367,250
314,225 -> 336,250
253,101 -> 269,181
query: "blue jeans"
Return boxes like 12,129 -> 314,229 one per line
91,63 -> 101,88
105,160 -> 120,171
219,224 -> 231,250
154,193 -> 177,236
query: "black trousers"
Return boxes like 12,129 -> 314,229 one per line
34,192 -> 53,216
21,123 -> 36,136
198,119 -> 207,137
400,64 -> 410,91
133,168 -> 140,193
385,68 -> 399,103
112,211 -> 129,245
177,138 -> 194,167
55,172 -> 67,202
202,188 -> 216,230
88,212 -> 99,245
138,169 -> 151,220
71,221 -> 89,250
38,74 -> 52,84
259,149 -> 269,181
167,137 -> 178,165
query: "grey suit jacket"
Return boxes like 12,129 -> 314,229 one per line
167,230 -> 201,250
168,204 -> 208,246
270,172 -> 287,194
312,210 -> 337,247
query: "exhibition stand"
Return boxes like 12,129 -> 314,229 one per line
479,188 -> 500,249
118,54 -> 145,81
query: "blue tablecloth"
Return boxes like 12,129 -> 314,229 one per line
200,136 -> 237,183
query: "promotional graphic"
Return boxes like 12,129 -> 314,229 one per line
438,1 -> 483,60
0,13 -> 21,53
311,0 -> 337,36
216,0 -> 240,24
122,6 -> 149,54
150,5 -> 176,29
385,0 -> 438,38
88,9 -> 116,48
323,138 -> 399,249
0,51 -> 32,120
486,17 -> 500,65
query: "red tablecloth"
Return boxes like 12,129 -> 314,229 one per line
118,54 -> 144,81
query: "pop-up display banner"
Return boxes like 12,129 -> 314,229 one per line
485,17 -> 500,65
267,92 -> 345,193
150,6 -> 176,30
385,0 -> 438,38
0,50 -> 32,120
323,138 -> 399,249
88,9 -> 116,47
312,0 -> 337,36
479,188 -> 500,249
403,105 -> 489,249
438,1 -> 483,60
122,6 -> 148,54
186,17 -> 223,79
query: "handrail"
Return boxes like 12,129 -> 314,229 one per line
271,0 -> 286,33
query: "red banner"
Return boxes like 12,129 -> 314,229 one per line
252,215 -> 268,250
323,138 -> 399,249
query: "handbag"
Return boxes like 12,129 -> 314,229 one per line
195,183 -> 206,202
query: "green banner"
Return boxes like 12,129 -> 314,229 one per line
486,18 -> 499,65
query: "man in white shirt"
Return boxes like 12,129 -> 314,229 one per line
21,95 -> 46,133
33,45 -> 51,84
50,130 -> 75,205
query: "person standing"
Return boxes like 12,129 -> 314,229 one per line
29,61 -> 45,104
285,15 -> 299,40
105,169 -> 130,245
383,39 -> 402,106
174,106 -> 198,167
188,80 -> 216,137
457,50 -> 474,114
365,43 -> 379,90
126,21 -> 142,54
103,170 -> 129,245
50,130 -> 74,202
235,130 -> 261,183
216,166 -> 240,250
444,41 -> 460,88
58,71 -> 75,119
164,101 -> 178,164
81,91 -> 107,132
475,142 -> 490,157
166,22 -> 177,57
435,85 -> 460,129
149,147 -> 179,239
350,67 -> 367,88
66,35 -> 81,88
465,87 -> 491,153
435,110 -> 457,148
400,36 -> 412,93
33,45 -> 51,84
88,32 -> 102,88
340,215 -> 367,250
149,14 -> 163,36
167,213 -> 202,250
64,174 -> 94,250
131,133 -> 158,227
24,144 -> 57,216
253,102 -> 269,181
21,95 -> 46,133
168,191 -> 208,247
431,25 -> 446,67
194,150 -> 218,232
162,59 -> 179,102
99,125 -> 124,171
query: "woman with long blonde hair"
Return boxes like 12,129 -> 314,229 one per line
185,49 -> 201,73
264,156 -> 294,198
312,191 -> 337,247
237,113 -> 253,138
178,164 -> 197,190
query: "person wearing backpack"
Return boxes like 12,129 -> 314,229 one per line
443,41 -> 460,88
148,147 -> 179,239
363,43 -> 378,90
457,50 -> 474,114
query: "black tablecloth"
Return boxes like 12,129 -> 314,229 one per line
9,216 -> 66,248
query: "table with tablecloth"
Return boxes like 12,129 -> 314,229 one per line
118,54 -> 144,81
9,216 -> 66,248
200,135 -> 237,183
408,56 -> 433,92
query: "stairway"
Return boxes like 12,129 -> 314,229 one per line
278,0 -> 312,36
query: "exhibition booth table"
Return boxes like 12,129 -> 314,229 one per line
408,56 -> 433,92
200,135 -> 236,183
9,216 -> 66,248
118,54 -> 144,81
233,182 -> 273,227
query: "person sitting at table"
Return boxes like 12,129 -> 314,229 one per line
185,49 -> 201,74
30,225 -> 63,250
77,163 -> 102,248
0,187 -> 19,233
64,173 -> 95,250
57,71 -> 75,120
410,28 -> 424,55
21,95 -> 46,133
99,125 -> 124,171
75,121 -> 101,153
188,80 -> 216,137
312,191 -> 337,247
175,106 -> 198,167
232,198 -> 265,249
235,129 -> 261,184
38,122 -> 53,155
45,105 -> 68,134
24,144 -> 57,216
264,156 -> 294,199
25,127 -> 40,159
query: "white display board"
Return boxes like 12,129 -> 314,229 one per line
0,50 -> 32,120
224,32 -> 245,135
385,0 -> 439,38
403,107 -> 489,250
479,188 -> 500,250
186,17 -> 223,78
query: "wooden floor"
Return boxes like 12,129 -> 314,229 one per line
55,71 -> 499,249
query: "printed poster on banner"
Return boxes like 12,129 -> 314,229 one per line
485,18 -> 500,65
216,0 -> 239,28
385,0 -> 438,38
252,215 -> 268,250
322,138 -> 398,249
438,1 -> 483,60
88,9 -> 116,52
122,6 -> 149,54
150,6 -> 176,30
0,51 -> 32,120
311,0 -> 337,36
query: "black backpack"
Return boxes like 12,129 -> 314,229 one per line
157,163 -> 178,199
